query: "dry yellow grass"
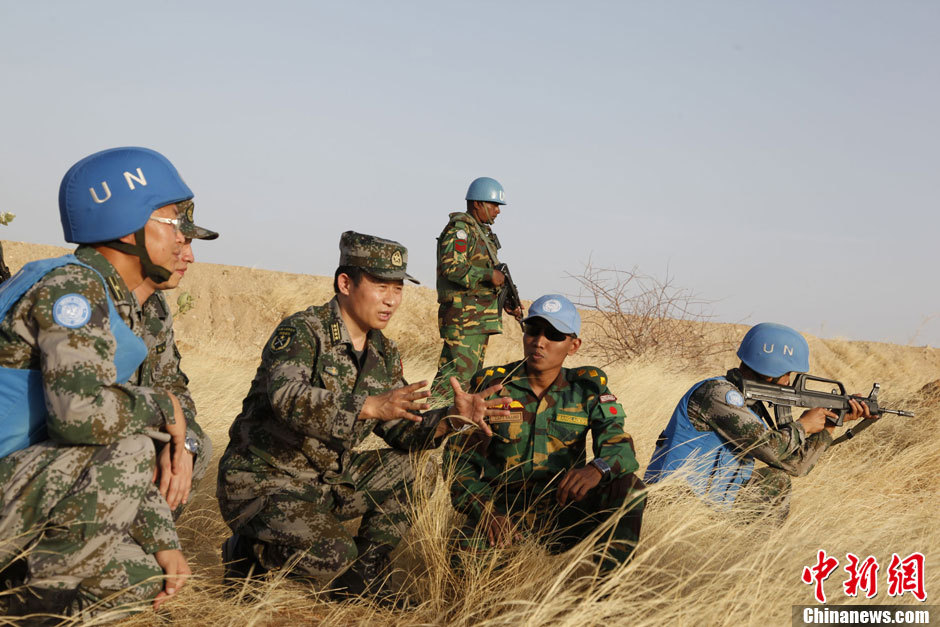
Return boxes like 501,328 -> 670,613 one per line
1,241 -> 938,626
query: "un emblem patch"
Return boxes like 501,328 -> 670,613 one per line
725,389 -> 745,407
52,294 -> 92,328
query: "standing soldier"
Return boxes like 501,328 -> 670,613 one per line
432,177 -> 521,400
0,147 -> 193,618
133,199 -> 218,517
445,295 -> 646,570
217,231 -> 506,603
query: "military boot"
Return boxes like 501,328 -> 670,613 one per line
330,541 -> 411,608
6,586 -> 79,626
221,533 -> 267,586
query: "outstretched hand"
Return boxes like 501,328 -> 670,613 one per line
360,380 -> 431,422
448,377 -> 510,438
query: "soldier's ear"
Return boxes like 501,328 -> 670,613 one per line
336,272 -> 353,296
567,337 -> 582,356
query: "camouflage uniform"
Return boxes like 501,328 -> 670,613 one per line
138,290 -> 213,514
444,362 -> 646,569
0,246 -> 180,611
649,368 -> 833,521
218,233 -> 447,585
433,212 -> 505,398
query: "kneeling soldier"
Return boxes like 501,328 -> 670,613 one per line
644,322 -> 870,522
444,294 -> 646,570
217,231 -> 505,600
133,200 -> 218,517
0,147 -> 193,618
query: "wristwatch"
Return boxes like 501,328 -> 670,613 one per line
590,457 -> 611,480
184,436 -> 200,455
446,416 -> 474,434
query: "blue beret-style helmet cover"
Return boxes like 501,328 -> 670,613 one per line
736,322 -> 810,378
59,147 -> 193,243
524,294 -> 581,336
465,176 -> 506,205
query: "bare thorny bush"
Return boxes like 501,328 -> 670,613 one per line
568,260 -> 736,369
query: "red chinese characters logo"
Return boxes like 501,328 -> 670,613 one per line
802,551 -> 927,603
843,553 -> 879,599
802,550 -> 840,603
887,552 -> 926,602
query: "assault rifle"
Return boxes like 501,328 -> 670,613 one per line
495,263 -> 524,330
741,374 -> 914,445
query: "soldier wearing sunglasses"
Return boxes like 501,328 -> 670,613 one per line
444,294 -> 646,569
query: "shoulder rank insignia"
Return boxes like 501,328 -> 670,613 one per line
270,326 -> 296,352
571,365 -> 609,391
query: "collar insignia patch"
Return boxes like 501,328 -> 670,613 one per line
106,275 -> 124,301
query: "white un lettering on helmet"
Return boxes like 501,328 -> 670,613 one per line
88,167 -> 148,204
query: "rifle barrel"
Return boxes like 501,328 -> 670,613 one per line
881,408 -> 914,417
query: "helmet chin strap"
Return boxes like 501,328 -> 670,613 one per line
103,227 -> 173,283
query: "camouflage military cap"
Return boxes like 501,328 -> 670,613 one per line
339,230 -> 419,284
177,200 -> 218,240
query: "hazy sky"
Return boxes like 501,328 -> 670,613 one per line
1,1 -> 937,346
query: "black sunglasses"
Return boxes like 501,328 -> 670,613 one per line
523,321 -> 571,342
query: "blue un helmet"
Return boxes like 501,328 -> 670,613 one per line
465,177 -> 506,205
736,322 -> 810,378
524,294 -> 580,336
59,147 -> 192,243
59,147 -> 193,282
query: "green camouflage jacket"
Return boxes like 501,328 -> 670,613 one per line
219,297 -> 447,500
138,291 -> 207,450
435,212 -> 502,338
138,291 -> 212,520
0,246 -> 179,553
444,362 -> 639,519
0,246 -> 175,441
688,368 -> 833,476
